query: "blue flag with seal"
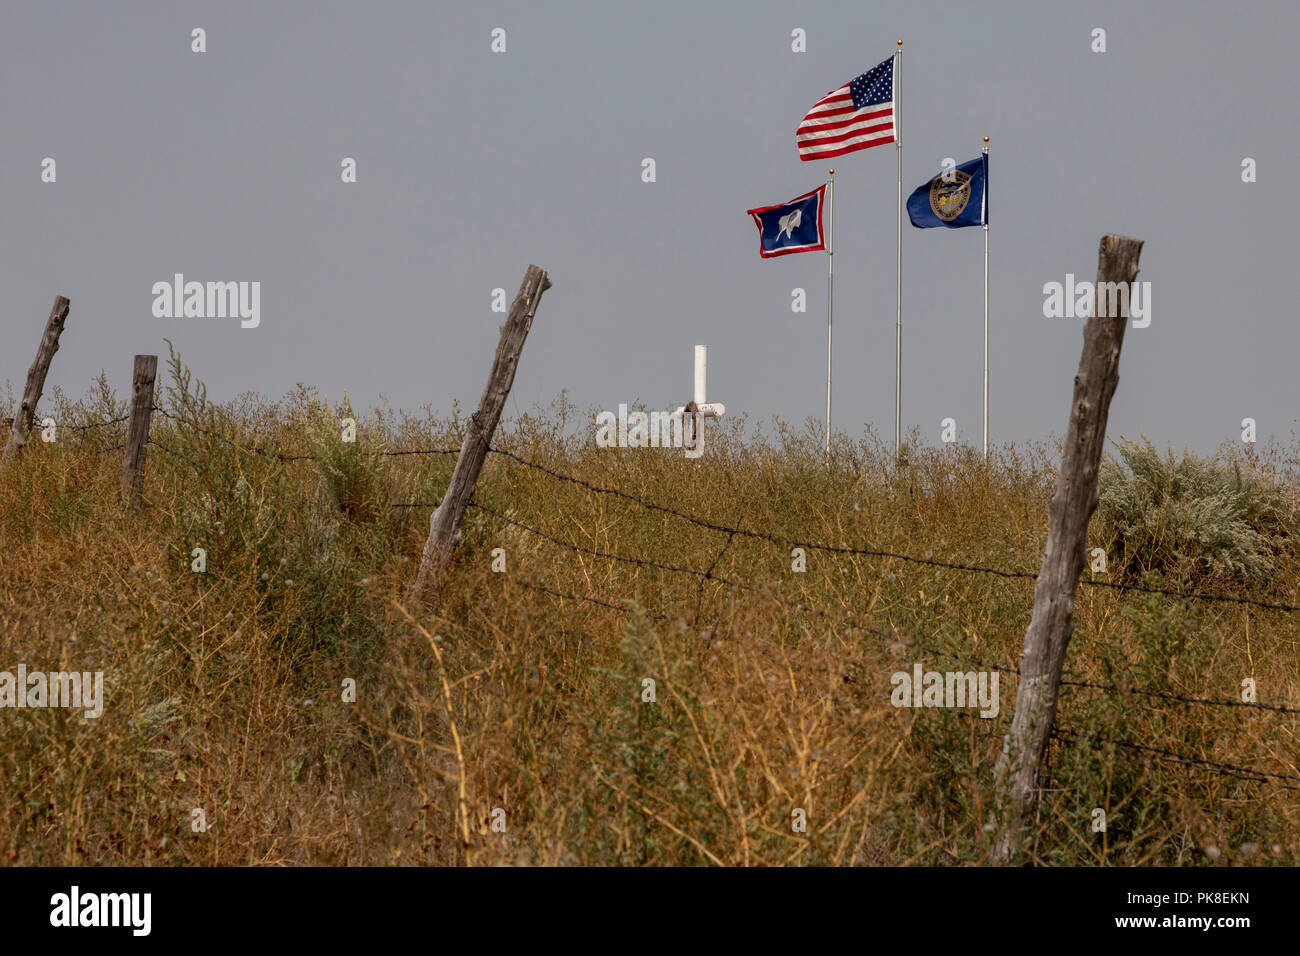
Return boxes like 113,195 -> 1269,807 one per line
907,155 -> 988,229
746,184 -> 827,258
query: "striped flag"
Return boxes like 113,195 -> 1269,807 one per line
796,56 -> 895,162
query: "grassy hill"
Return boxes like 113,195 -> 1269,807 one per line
3,356 -> 1298,866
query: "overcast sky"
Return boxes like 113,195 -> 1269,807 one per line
3,0 -> 1297,454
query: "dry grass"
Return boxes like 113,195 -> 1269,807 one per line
2,363 -> 1299,866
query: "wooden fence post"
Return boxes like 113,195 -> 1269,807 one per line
411,264 -> 552,605
992,234 -> 1144,863
121,355 -> 159,508
3,295 -> 71,461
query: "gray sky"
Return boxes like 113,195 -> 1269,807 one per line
3,0 -> 1297,453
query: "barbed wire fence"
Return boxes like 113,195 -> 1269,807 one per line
22,402 -> 1300,797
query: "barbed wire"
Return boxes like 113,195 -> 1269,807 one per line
1051,725 -> 1300,790
150,407 -> 316,460
2,413 -> 127,453
483,502 -> 1300,714
116,420 -> 1300,614
515,566 -> 1300,790
380,447 -> 458,458
486,446 -> 1300,614
697,528 -> 737,622
488,446 -> 1039,580
66,414 -> 130,432
468,500 -> 760,594
4,413 -> 130,432
1059,677 -> 1300,715
149,406 -> 458,462
513,570 -> 1300,791
83,432 -> 1300,791
145,435 -> 200,469
56,415 -> 1300,715
25,404 -> 1300,797
1077,577 -> 1300,612
469,498 -> 1004,656
507,535 -> 1300,714
515,578 -> 673,622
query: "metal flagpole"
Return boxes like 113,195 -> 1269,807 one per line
894,39 -> 903,459
826,168 -> 835,460
982,136 -> 989,460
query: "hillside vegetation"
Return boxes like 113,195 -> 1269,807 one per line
2,355 -> 1299,866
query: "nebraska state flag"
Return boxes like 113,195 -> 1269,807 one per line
907,155 -> 988,229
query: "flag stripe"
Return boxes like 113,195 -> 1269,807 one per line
802,89 -> 853,113
798,135 -> 896,162
797,107 -> 894,135
798,119 -> 895,158
798,118 -> 894,146
800,106 -> 858,125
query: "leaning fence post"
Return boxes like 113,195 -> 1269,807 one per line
992,234 -> 1145,863
121,355 -> 159,508
3,295 -> 71,461
411,264 -> 552,605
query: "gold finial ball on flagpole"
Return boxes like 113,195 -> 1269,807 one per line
984,136 -> 989,143
897,39 -> 902,46
829,168 -> 835,174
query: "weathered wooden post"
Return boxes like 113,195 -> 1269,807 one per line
3,295 -> 71,461
411,264 -> 551,605
992,235 -> 1144,863
120,355 -> 159,508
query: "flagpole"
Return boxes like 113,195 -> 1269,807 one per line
826,168 -> 835,460
894,39 -> 903,459
977,136 -> 987,463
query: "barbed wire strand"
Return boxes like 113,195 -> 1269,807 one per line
468,499 -> 1025,669
89,418 -> 1300,713
1059,677 -> 1300,715
67,414 -> 130,432
482,502 -> 1300,714
1051,726 -> 1300,790
77,421 -> 1300,791
515,578 -> 673,622
486,446 -> 1300,614
115,419 -> 1300,613
151,406 -> 459,461
5,414 -> 130,433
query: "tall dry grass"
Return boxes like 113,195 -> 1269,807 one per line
2,355 -> 1299,865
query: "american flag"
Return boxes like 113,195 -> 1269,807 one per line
796,56 -> 895,162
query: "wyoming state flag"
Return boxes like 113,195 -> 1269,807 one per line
746,184 -> 827,258
907,155 -> 988,229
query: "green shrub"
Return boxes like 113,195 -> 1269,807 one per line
303,392 -> 388,519
1097,437 -> 1288,585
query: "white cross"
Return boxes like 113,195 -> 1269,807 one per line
673,344 -> 724,459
